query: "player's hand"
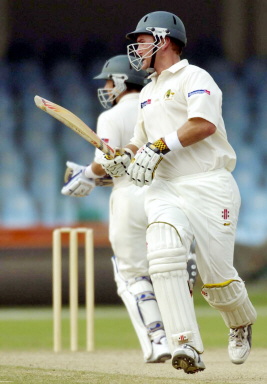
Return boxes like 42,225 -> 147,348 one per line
61,161 -> 95,197
98,148 -> 132,177
127,139 -> 170,187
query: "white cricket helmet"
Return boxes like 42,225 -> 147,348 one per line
94,55 -> 147,109
126,11 -> 187,71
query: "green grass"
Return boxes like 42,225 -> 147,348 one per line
0,306 -> 139,351
0,285 -> 266,351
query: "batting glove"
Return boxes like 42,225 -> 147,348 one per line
97,148 -> 133,177
127,139 -> 170,187
61,161 -> 114,197
61,161 -> 95,197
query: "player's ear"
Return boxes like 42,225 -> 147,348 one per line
162,36 -> 171,50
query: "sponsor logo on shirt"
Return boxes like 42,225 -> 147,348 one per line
188,89 -> 211,97
164,89 -> 175,100
141,99 -> 151,109
101,138 -> 109,143
222,209 -> 229,220
222,208 -> 231,225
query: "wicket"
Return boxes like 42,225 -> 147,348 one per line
52,227 -> 94,352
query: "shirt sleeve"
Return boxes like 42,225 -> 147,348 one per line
183,69 -> 222,127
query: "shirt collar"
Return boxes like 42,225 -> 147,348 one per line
167,59 -> 189,73
148,59 -> 189,79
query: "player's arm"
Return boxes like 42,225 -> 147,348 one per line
124,143 -> 139,156
61,161 -> 113,197
127,117 -> 215,187
88,161 -> 106,177
165,117 -> 216,149
87,162 -> 114,186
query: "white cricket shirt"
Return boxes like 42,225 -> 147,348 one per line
94,93 -> 139,188
130,59 -> 236,179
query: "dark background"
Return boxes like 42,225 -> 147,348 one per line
2,0 -> 266,64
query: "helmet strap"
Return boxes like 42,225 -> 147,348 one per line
147,35 -> 160,73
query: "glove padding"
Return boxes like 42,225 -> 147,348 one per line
127,143 -> 163,187
61,161 -> 95,197
98,149 -> 131,177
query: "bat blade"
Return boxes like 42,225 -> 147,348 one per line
34,95 -> 115,158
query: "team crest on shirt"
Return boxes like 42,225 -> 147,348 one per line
164,89 -> 175,100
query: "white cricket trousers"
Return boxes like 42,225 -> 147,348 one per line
109,184 -> 149,281
145,169 -> 241,284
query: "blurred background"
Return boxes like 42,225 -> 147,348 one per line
0,0 -> 266,306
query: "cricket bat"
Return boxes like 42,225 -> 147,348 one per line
34,95 -> 115,158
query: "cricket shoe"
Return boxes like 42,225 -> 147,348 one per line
172,344 -> 205,374
228,325 -> 252,364
146,336 -> 171,363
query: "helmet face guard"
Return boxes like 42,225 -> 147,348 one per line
127,27 -> 170,71
97,74 -> 127,109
